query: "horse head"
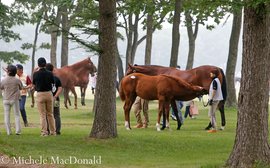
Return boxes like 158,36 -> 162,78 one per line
125,63 -> 136,76
86,57 -> 97,76
194,86 -> 208,96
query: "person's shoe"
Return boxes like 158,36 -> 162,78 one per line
171,114 -> 177,121
134,124 -> 143,128
142,124 -> 148,128
191,116 -> 196,119
205,125 -> 212,130
219,126 -> 225,131
56,132 -> 61,135
207,129 -> 217,133
41,134 -> 48,137
16,133 -> 21,135
24,122 -> 29,127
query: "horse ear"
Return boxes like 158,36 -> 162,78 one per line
128,63 -> 133,68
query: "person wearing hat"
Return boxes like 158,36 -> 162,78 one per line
0,65 -> 23,135
32,57 -> 56,136
207,69 -> 223,133
16,64 -> 32,127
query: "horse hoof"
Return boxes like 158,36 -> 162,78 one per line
157,128 -> 161,131
177,127 -> 180,130
126,127 -> 131,130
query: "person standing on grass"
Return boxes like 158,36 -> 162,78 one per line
0,65 -> 22,135
207,69 -> 223,133
32,57 -> 56,136
46,63 -> 62,135
91,72 -> 97,95
133,96 -> 149,128
16,64 -> 32,127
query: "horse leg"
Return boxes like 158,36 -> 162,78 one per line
30,88 -> 35,108
157,100 -> 165,131
124,95 -> 136,130
171,100 -> 182,130
161,110 -> 166,130
70,87 -> 78,109
63,89 -> 69,109
80,86 -> 86,106
164,102 -> 171,129
218,100 -> 226,129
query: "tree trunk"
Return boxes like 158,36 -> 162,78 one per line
117,51 -> 124,82
144,13 -> 153,65
226,4 -> 270,168
130,14 -> 139,64
31,20 -> 41,78
225,8 -> 242,107
61,5 -> 69,67
90,0 -> 117,139
125,15 -> 133,69
169,0 -> 182,67
50,7 -> 61,67
185,11 -> 199,70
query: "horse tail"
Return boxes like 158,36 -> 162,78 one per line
219,68 -> 227,101
119,81 -> 125,101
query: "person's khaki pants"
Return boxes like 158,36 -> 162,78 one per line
208,100 -> 220,129
36,91 -> 56,135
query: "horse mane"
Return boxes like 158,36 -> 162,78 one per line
68,57 -> 90,69
160,74 -> 198,91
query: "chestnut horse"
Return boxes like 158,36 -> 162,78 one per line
31,57 -> 97,109
53,57 -> 97,109
126,64 -> 227,130
119,73 -> 207,131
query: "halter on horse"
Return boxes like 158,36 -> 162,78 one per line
120,73 -> 206,131
126,64 -> 227,130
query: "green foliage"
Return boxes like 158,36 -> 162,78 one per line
67,0 -> 100,53
39,42 -> 51,49
0,51 -> 29,64
0,3 -> 22,42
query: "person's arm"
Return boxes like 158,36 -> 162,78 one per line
211,80 -> 218,99
54,87 -> 62,99
25,76 -> 33,89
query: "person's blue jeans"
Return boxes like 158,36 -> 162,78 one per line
19,95 -> 28,124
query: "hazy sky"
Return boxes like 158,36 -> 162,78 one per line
2,0 -> 13,6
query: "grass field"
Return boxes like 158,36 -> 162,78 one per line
0,96 -> 267,168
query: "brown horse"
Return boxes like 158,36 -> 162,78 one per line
53,57 -> 97,109
126,64 -> 227,130
119,73 -> 206,131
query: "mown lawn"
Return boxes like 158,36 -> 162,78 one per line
0,95 -> 264,168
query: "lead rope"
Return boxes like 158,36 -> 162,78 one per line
199,95 -> 209,107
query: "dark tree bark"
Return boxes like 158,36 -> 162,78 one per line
125,15 -> 133,69
90,0 -> 117,139
144,13 -> 153,65
61,5 -> 69,67
226,3 -> 270,168
170,0 -> 182,67
225,8 -> 242,107
31,20 -> 41,77
49,7 -> 61,67
185,11 -> 199,70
